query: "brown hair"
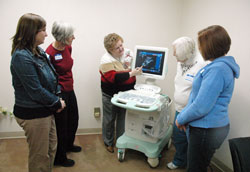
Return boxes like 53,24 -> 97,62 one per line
198,25 -> 231,61
104,33 -> 123,53
11,13 -> 46,55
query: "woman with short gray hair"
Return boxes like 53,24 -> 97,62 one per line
167,36 -> 209,170
52,21 -> 74,44
46,21 -> 81,167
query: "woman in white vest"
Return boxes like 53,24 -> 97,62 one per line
167,36 -> 209,170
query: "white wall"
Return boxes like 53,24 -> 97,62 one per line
1,0 -> 249,170
0,0 -> 181,131
181,0 -> 250,170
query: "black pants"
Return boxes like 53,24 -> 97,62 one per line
54,90 -> 79,163
187,125 -> 229,172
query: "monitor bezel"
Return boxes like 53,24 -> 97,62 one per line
132,45 -> 168,80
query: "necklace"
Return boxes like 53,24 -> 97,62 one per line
181,61 -> 197,76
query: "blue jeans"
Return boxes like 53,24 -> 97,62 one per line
102,93 -> 126,146
172,111 -> 188,167
187,124 -> 230,172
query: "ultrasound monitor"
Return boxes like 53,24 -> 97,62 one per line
133,45 -> 169,81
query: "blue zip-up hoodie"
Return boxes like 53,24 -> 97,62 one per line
176,56 -> 240,128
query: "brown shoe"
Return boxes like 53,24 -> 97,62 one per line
106,146 -> 114,153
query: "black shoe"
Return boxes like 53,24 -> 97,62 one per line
67,145 -> 82,152
54,159 -> 75,167
106,146 -> 114,153
104,143 -> 114,153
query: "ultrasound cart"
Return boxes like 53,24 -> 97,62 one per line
111,84 -> 173,168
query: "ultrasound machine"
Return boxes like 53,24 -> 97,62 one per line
111,45 -> 173,168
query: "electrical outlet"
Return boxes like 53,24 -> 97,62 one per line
94,107 -> 101,118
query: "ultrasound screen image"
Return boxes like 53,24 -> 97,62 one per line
135,49 -> 165,75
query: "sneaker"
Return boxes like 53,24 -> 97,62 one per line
167,162 -> 179,170
67,145 -> 82,152
54,159 -> 75,167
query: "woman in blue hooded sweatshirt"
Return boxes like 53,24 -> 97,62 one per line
175,25 -> 240,172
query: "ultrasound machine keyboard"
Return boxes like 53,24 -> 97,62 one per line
117,91 -> 158,107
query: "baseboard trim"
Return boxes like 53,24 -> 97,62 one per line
0,131 -> 25,139
211,157 -> 233,172
76,128 -> 102,135
0,128 -> 102,139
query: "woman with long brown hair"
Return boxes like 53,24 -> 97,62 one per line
11,13 -> 66,172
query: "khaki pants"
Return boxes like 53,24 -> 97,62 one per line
16,115 -> 57,172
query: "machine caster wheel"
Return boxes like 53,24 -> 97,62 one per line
117,148 -> 125,162
147,157 -> 159,168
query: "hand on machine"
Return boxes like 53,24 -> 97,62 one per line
129,66 -> 143,77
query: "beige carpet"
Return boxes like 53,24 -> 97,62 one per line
0,134 -> 219,172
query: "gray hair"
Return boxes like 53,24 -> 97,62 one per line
172,37 -> 196,61
51,21 -> 74,44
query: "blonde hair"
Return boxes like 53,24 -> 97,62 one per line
104,33 -> 123,53
172,37 -> 196,61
